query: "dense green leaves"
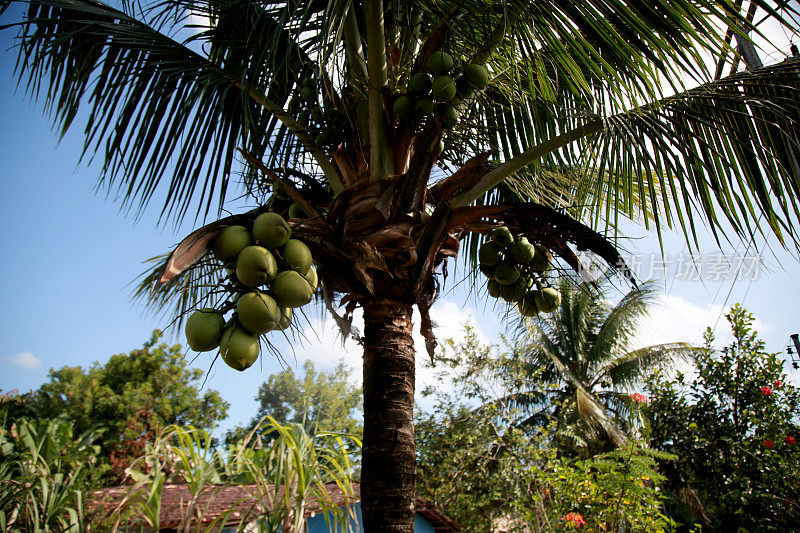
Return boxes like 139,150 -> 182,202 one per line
646,305 -> 800,530
0,418 -> 97,532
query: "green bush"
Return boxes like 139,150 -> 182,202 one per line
647,304 -> 800,530
0,417 -> 99,531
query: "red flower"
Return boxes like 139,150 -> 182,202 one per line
563,512 -> 587,528
761,386 -> 772,396
764,439 -> 774,449
773,380 -> 783,389
629,392 -> 648,403
786,436 -> 796,445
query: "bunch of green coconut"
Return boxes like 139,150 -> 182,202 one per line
478,225 -> 562,317
393,50 -> 490,134
184,212 -> 318,371
288,78 -> 347,149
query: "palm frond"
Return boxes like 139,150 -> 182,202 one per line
591,58 -> 800,248
601,343 -> 697,389
587,281 -> 659,369
3,0 -> 333,223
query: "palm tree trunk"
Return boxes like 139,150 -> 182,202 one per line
361,298 -> 416,532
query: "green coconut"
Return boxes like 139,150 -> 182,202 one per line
493,261 -> 519,285
304,265 -> 319,292
426,51 -> 453,74
487,279 -> 502,298
491,226 -> 514,248
408,73 -> 433,95
237,292 -> 281,335
517,291 -> 540,317
437,104 -> 459,129
275,307 -> 292,331
531,244 -> 551,273
535,287 -> 561,313
415,97 -> 436,116
479,241 -> 502,266
213,225 -> 252,263
479,262 -> 495,278
431,76 -> 457,102
220,326 -> 260,371
280,239 -> 313,274
435,140 -> 444,154
500,281 -> 526,303
510,239 -> 536,264
455,77 -> 475,100
253,212 -> 291,249
463,64 -> 490,90
314,132 -> 329,148
236,246 -> 277,288
272,270 -> 314,308
185,309 -> 224,351
393,95 -> 413,120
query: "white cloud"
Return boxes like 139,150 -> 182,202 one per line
634,294 -> 770,350
628,294 -> 773,379
12,351 -> 41,370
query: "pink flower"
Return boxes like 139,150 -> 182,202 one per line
773,380 -> 783,389
786,436 -> 796,445
761,386 -> 772,396
764,439 -> 774,449
629,393 -> 648,403
563,512 -> 587,528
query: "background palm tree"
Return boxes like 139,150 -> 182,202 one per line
510,279 -> 695,453
3,0 -> 800,530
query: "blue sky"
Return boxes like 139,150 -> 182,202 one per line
1,15 -> 799,435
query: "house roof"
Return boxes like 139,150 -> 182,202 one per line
89,482 -> 460,531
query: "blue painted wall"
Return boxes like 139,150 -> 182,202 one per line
305,503 -> 436,533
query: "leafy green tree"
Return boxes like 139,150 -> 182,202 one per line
5,0 -> 800,528
416,327 -> 672,532
507,279 -> 694,453
227,360 -> 362,442
646,304 -> 800,531
1,331 -> 228,480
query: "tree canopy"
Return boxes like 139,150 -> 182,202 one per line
226,360 -> 362,443
1,330 -> 229,480
5,0 -> 800,528
646,305 -> 800,530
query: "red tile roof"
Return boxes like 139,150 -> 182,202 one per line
89,482 -> 460,531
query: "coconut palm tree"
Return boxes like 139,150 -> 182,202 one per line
508,279 -> 695,452
3,0 -> 800,529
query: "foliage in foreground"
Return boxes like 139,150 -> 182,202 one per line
415,326 -> 674,532
0,418 -> 97,532
1,417 -> 359,532
1,330 -> 229,481
101,420 -> 358,532
647,304 -> 800,531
